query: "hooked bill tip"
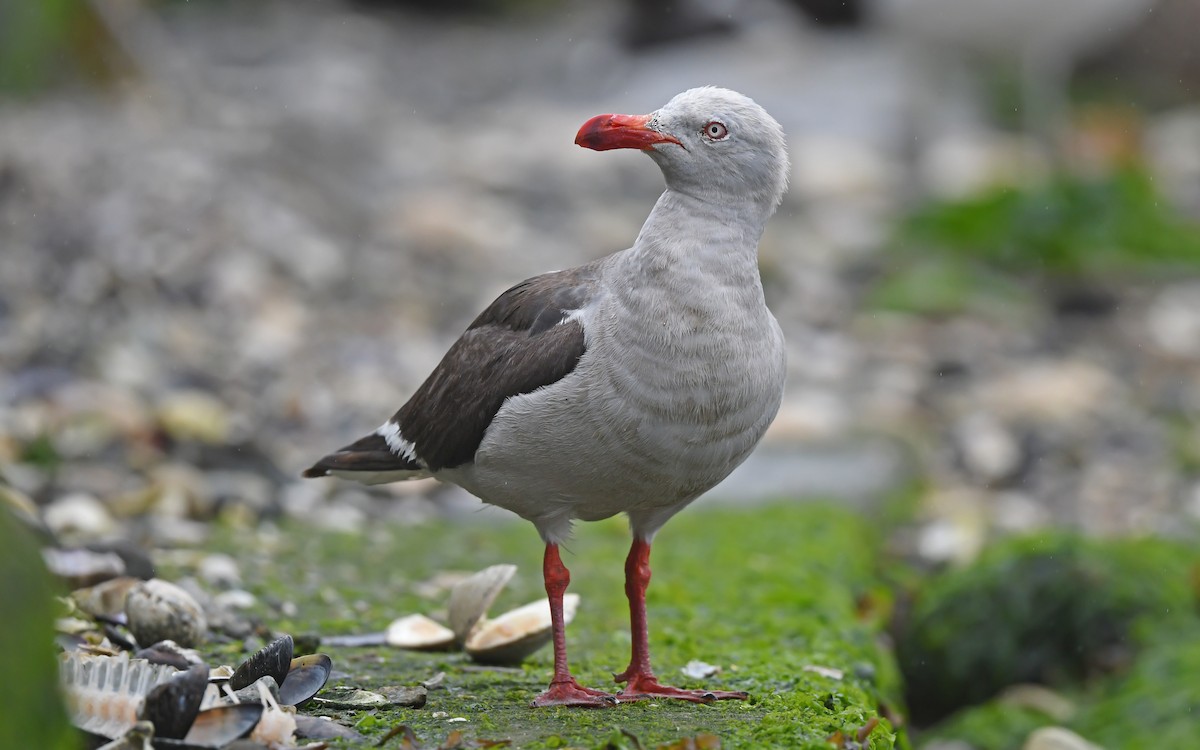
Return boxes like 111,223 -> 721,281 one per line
575,113 -> 679,151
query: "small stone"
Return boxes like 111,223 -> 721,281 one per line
156,390 -> 232,444
213,589 -> 257,611
954,413 -> 1024,485
42,493 -> 116,542
198,554 -> 242,588
991,492 -> 1050,533
998,684 -> 1076,722
977,360 -> 1117,424
1022,727 -> 1102,750
802,664 -> 844,680
378,685 -> 428,708
125,578 -> 207,648
916,490 -> 988,564
1145,282 -> 1200,360
681,660 -> 720,680
43,547 -> 125,588
311,687 -> 389,709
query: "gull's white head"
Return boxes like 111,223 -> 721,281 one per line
576,87 -> 789,219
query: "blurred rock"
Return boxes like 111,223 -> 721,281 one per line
198,553 -> 242,588
916,488 -> 988,565
953,413 -> 1024,486
1144,282 -> 1200,360
43,547 -> 125,588
125,578 -> 208,648
998,684 -> 1076,722
1023,727 -> 1102,750
42,492 -> 116,543
157,390 -> 233,445
976,360 -> 1117,424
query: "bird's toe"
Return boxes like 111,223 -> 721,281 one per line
531,679 -> 618,708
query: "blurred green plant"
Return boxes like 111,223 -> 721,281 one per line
0,0 -> 144,96
0,0 -> 86,95
0,508 -> 77,750
871,167 -> 1200,315
894,533 -> 1200,727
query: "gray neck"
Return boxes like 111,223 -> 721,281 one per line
609,188 -> 772,323
625,189 -> 767,279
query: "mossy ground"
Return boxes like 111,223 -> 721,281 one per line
202,502 -> 904,749
905,535 -> 1200,750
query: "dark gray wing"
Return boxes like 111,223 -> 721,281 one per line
304,265 -> 596,479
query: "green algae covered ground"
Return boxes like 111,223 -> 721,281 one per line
212,502 -> 905,749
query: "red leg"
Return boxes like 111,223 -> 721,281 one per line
614,538 -> 748,704
530,544 -> 616,708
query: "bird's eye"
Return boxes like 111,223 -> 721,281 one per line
702,121 -> 729,140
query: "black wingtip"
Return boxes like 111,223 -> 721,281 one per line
301,464 -> 329,479
301,432 -> 423,480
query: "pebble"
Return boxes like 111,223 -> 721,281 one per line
954,413 -> 1024,486
916,491 -> 988,564
680,660 -> 720,680
156,390 -> 233,445
198,553 -> 243,588
43,548 -> 126,588
124,578 -> 208,648
998,684 -> 1076,722
1144,282 -> 1200,360
42,493 -> 116,543
976,360 -> 1117,424
378,685 -> 429,708
1022,727 -> 1103,750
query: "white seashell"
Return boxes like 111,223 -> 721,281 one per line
447,564 -> 516,644
72,577 -> 141,619
385,614 -> 456,651
465,593 -> 579,665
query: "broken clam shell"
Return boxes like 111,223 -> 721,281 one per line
125,579 -> 207,648
73,577 -> 141,620
447,564 -> 516,643
465,593 -> 579,665
229,634 -> 293,691
385,614 -> 456,651
278,654 -> 332,707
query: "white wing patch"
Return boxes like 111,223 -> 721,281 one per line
376,421 -> 420,463
558,308 -> 585,326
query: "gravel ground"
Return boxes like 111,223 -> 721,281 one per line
2,0 -> 1199,560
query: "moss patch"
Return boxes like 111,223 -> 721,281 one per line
895,533 -> 1200,725
206,503 -> 904,749
902,534 -> 1200,749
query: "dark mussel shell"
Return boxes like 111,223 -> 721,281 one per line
229,634 -> 293,691
157,704 -> 264,749
138,664 -> 208,739
278,654 -> 332,707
